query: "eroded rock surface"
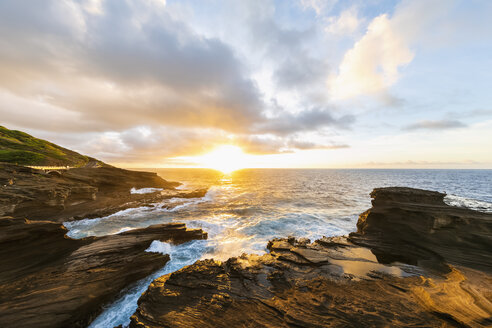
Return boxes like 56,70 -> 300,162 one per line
349,187 -> 492,273
130,187 -> 492,328
0,217 -> 207,328
0,163 -> 206,222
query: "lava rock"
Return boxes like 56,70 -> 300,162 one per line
129,187 -> 492,328
0,217 -> 207,328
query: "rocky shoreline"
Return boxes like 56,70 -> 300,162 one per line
1,163 -> 491,328
129,187 -> 492,328
0,219 -> 207,328
0,163 -> 207,222
0,164 -> 208,328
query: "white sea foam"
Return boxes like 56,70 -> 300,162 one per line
63,206 -> 153,239
63,217 -> 104,238
89,240 -> 207,328
163,198 -> 207,212
72,169 -> 492,327
444,194 -> 492,213
130,187 -> 163,194
202,185 -> 222,201
175,182 -> 188,190
146,240 -> 173,254
158,187 -> 217,212
63,189 -> 216,239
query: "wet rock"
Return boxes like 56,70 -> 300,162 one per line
130,236 -> 465,328
129,187 -> 492,328
0,217 -> 207,328
0,163 -> 203,222
349,187 -> 492,273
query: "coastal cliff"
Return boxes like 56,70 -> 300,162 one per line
0,161 -> 210,327
350,187 -> 492,273
129,187 -> 492,328
0,218 -> 207,328
0,163 -> 210,222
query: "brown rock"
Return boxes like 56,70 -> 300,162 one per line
349,187 -> 492,273
129,187 -> 492,328
130,236 -> 477,328
0,163 -> 207,222
0,217 -> 207,328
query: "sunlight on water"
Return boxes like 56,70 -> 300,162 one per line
64,168 -> 492,327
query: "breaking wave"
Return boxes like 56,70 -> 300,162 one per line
64,168 -> 491,327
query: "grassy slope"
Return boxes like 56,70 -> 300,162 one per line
0,126 -> 104,167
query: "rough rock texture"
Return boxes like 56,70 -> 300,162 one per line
0,163 -> 206,222
130,187 -> 492,328
349,187 -> 492,273
0,217 -> 207,328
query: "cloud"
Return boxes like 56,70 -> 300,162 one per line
254,108 -> 354,135
329,0 -> 451,100
0,0 -> 350,159
288,140 -> 348,150
300,0 -> 338,16
273,56 -> 328,91
26,125 -> 232,164
238,134 -> 349,154
245,2 -> 327,90
3,0 -> 487,167
404,120 -> 466,131
329,13 -> 413,100
324,7 -> 361,36
0,0 -> 264,133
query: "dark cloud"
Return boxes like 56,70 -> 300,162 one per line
238,134 -> 349,155
255,108 -> 355,135
288,140 -> 348,150
403,120 -> 466,131
0,0 -> 351,162
0,0 -> 264,133
273,56 -> 328,90
239,1 -> 329,95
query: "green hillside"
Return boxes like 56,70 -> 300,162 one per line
0,125 -> 105,167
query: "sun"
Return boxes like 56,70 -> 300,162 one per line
197,145 -> 248,173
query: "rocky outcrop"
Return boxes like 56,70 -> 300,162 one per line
349,187 -> 492,273
129,187 -> 492,328
0,217 -> 207,328
0,163 -> 204,222
130,236 -> 492,328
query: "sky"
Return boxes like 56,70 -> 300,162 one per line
0,0 -> 491,168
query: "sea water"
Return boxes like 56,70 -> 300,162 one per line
63,169 -> 492,327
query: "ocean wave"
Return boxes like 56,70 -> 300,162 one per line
85,168 -> 492,327
63,206 -> 156,239
63,188 -> 218,239
130,187 -> 163,194
444,194 -> 492,213
175,182 -> 188,190
89,239 -> 207,328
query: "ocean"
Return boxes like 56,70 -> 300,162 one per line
63,169 -> 492,328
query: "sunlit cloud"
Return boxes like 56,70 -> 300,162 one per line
329,14 -> 413,100
324,7 -> 361,36
0,0 -> 490,168
329,0 -> 453,100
